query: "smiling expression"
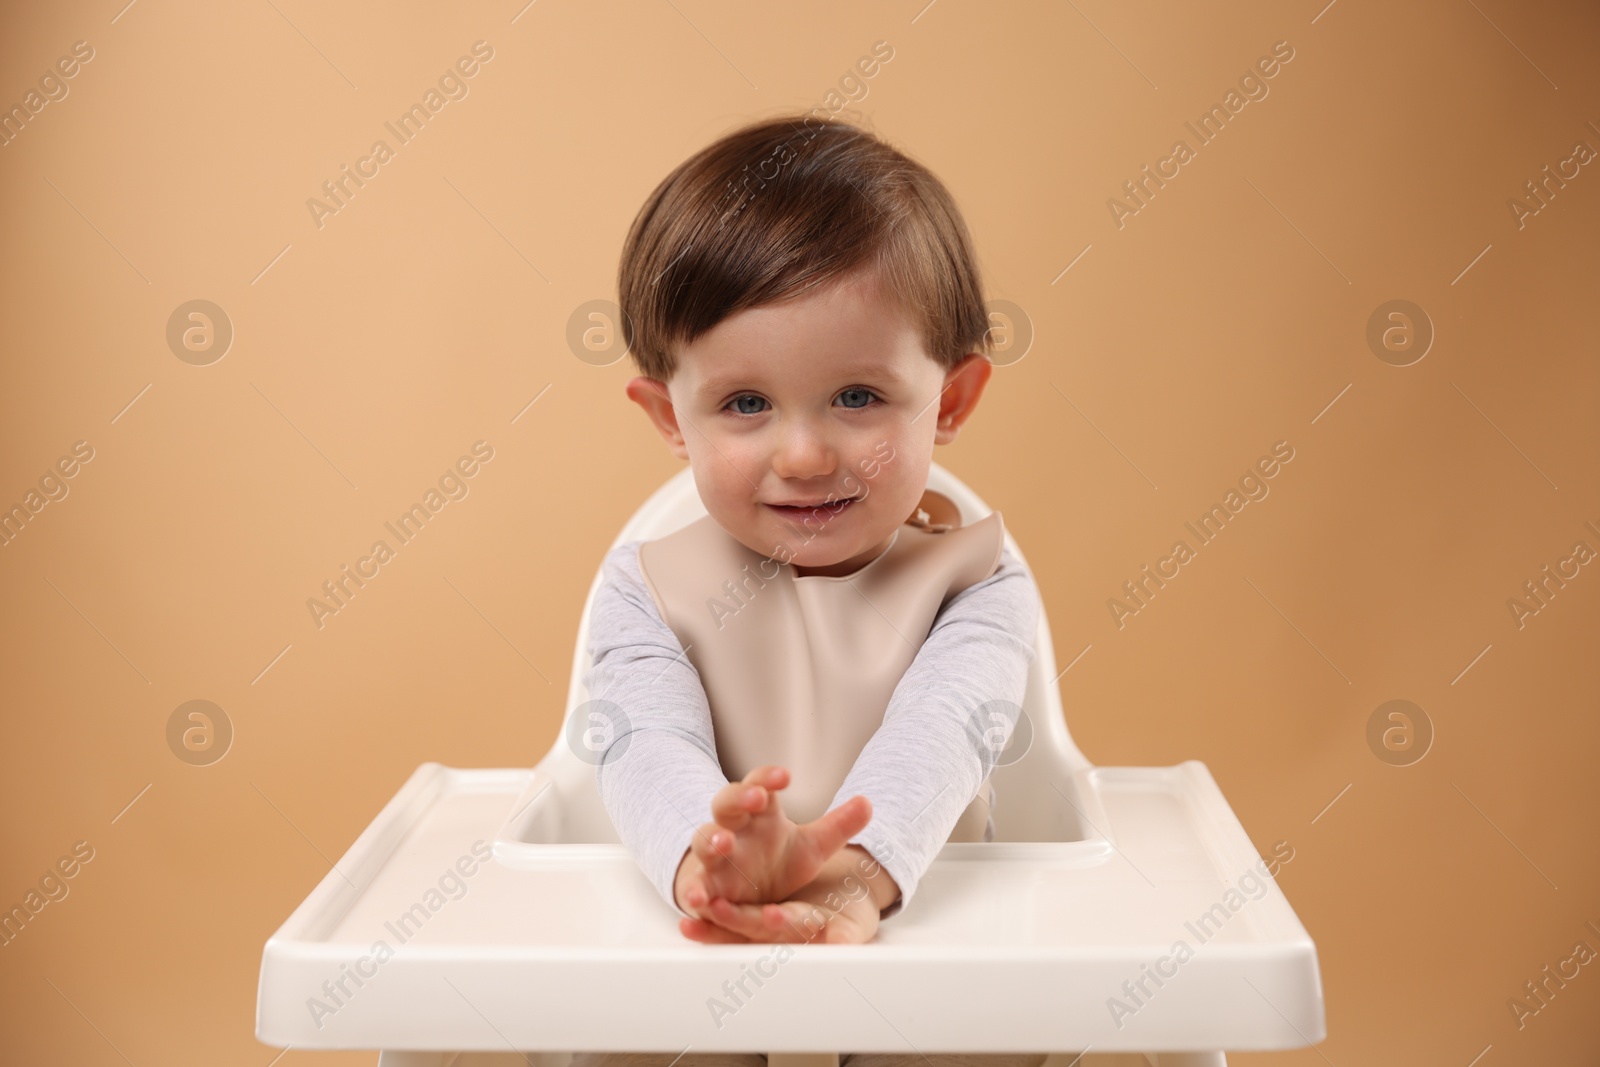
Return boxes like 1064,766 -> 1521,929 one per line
627,265 -> 993,577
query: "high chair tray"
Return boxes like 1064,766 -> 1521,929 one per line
256,762 -> 1324,1054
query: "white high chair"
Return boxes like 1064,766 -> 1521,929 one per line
257,462 -> 1325,1067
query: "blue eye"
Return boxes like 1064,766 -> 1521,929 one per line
726,394 -> 769,415
836,388 -> 879,409
722,389 -> 881,417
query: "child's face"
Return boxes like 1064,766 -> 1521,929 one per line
626,266 -> 992,575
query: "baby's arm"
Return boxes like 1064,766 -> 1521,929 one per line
585,541 -> 731,919
821,542 -> 1041,920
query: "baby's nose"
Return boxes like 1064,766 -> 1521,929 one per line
768,422 -> 838,480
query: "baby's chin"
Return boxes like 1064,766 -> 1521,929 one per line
705,508 -> 885,569
772,527 -> 902,573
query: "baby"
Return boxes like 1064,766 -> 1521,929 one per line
579,113 -> 1047,1067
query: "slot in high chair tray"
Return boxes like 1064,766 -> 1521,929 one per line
256,762 -> 1324,1053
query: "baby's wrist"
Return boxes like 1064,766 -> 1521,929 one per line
835,844 -> 901,913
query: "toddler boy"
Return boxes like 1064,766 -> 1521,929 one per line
579,114 -> 1048,1067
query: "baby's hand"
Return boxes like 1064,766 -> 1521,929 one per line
679,844 -> 889,945
674,765 -> 872,915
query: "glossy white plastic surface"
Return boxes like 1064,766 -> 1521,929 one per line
256,464 -> 1326,1058
259,760 -> 1323,1053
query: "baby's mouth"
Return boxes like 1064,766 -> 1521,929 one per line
766,496 -> 860,518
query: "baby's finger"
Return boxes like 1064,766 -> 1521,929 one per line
705,896 -> 797,942
689,824 -> 761,895
709,766 -> 792,827
710,780 -> 767,827
744,765 -> 790,793
802,794 -> 873,860
687,824 -> 734,871
679,916 -> 750,944
679,868 -> 715,913
753,898 -> 843,944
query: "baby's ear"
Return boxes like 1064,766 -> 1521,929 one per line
934,354 -> 993,444
624,377 -> 689,460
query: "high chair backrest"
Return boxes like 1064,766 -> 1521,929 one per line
553,462 -> 1094,845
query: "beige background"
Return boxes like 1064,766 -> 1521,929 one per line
2,0 -> 1597,1063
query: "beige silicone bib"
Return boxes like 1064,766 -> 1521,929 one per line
635,488 -> 1006,843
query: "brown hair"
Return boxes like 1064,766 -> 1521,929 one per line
616,112 -> 992,383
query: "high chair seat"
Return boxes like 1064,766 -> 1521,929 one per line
256,463 -> 1326,1066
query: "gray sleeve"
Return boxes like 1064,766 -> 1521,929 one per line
585,540 -> 730,918
825,542 -> 1040,920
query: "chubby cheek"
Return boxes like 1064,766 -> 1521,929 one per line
880,459 -> 933,517
688,440 -> 762,507
855,426 -> 922,487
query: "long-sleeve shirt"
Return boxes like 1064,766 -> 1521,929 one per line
586,535 -> 1040,920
